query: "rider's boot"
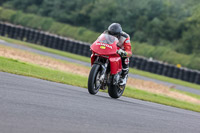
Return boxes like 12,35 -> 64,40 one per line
119,68 -> 129,86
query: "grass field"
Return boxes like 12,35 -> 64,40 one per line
0,56 -> 200,112
1,36 -> 200,90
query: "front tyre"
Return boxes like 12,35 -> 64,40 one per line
88,64 -> 101,95
108,75 -> 125,98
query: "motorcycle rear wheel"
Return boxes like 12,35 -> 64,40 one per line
108,75 -> 125,98
88,64 -> 101,95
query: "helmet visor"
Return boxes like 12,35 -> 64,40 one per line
108,31 -> 120,36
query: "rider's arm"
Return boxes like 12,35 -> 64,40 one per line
123,37 -> 132,57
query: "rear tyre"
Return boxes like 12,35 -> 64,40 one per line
108,75 -> 125,98
88,64 -> 101,95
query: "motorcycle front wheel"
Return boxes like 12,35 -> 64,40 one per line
108,75 -> 125,98
88,64 -> 101,95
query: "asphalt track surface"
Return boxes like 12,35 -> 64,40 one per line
0,72 -> 200,133
1,40 -> 200,95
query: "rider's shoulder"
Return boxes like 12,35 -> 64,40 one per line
121,31 -> 130,39
103,30 -> 109,34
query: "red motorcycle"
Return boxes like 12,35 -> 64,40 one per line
88,33 -> 126,98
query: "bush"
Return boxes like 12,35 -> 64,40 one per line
0,7 -> 16,21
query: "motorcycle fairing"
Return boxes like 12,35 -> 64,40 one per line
91,54 -> 122,75
90,33 -> 122,75
90,34 -> 118,56
109,55 -> 122,75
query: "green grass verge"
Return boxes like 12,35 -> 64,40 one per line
0,56 -> 87,88
170,88 -> 200,100
124,87 -> 200,112
1,36 -> 200,90
0,56 -> 200,112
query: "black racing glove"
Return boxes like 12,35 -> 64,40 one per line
117,49 -> 127,57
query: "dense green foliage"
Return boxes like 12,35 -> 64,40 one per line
0,6 -> 200,70
1,0 -> 200,56
0,7 -> 100,42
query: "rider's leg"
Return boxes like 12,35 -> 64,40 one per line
120,57 -> 129,85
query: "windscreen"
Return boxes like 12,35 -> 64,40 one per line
97,34 -> 118,44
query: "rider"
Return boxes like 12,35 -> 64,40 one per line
105,23 -> 132,85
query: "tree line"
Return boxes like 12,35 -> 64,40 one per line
1,0 -> 200,56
